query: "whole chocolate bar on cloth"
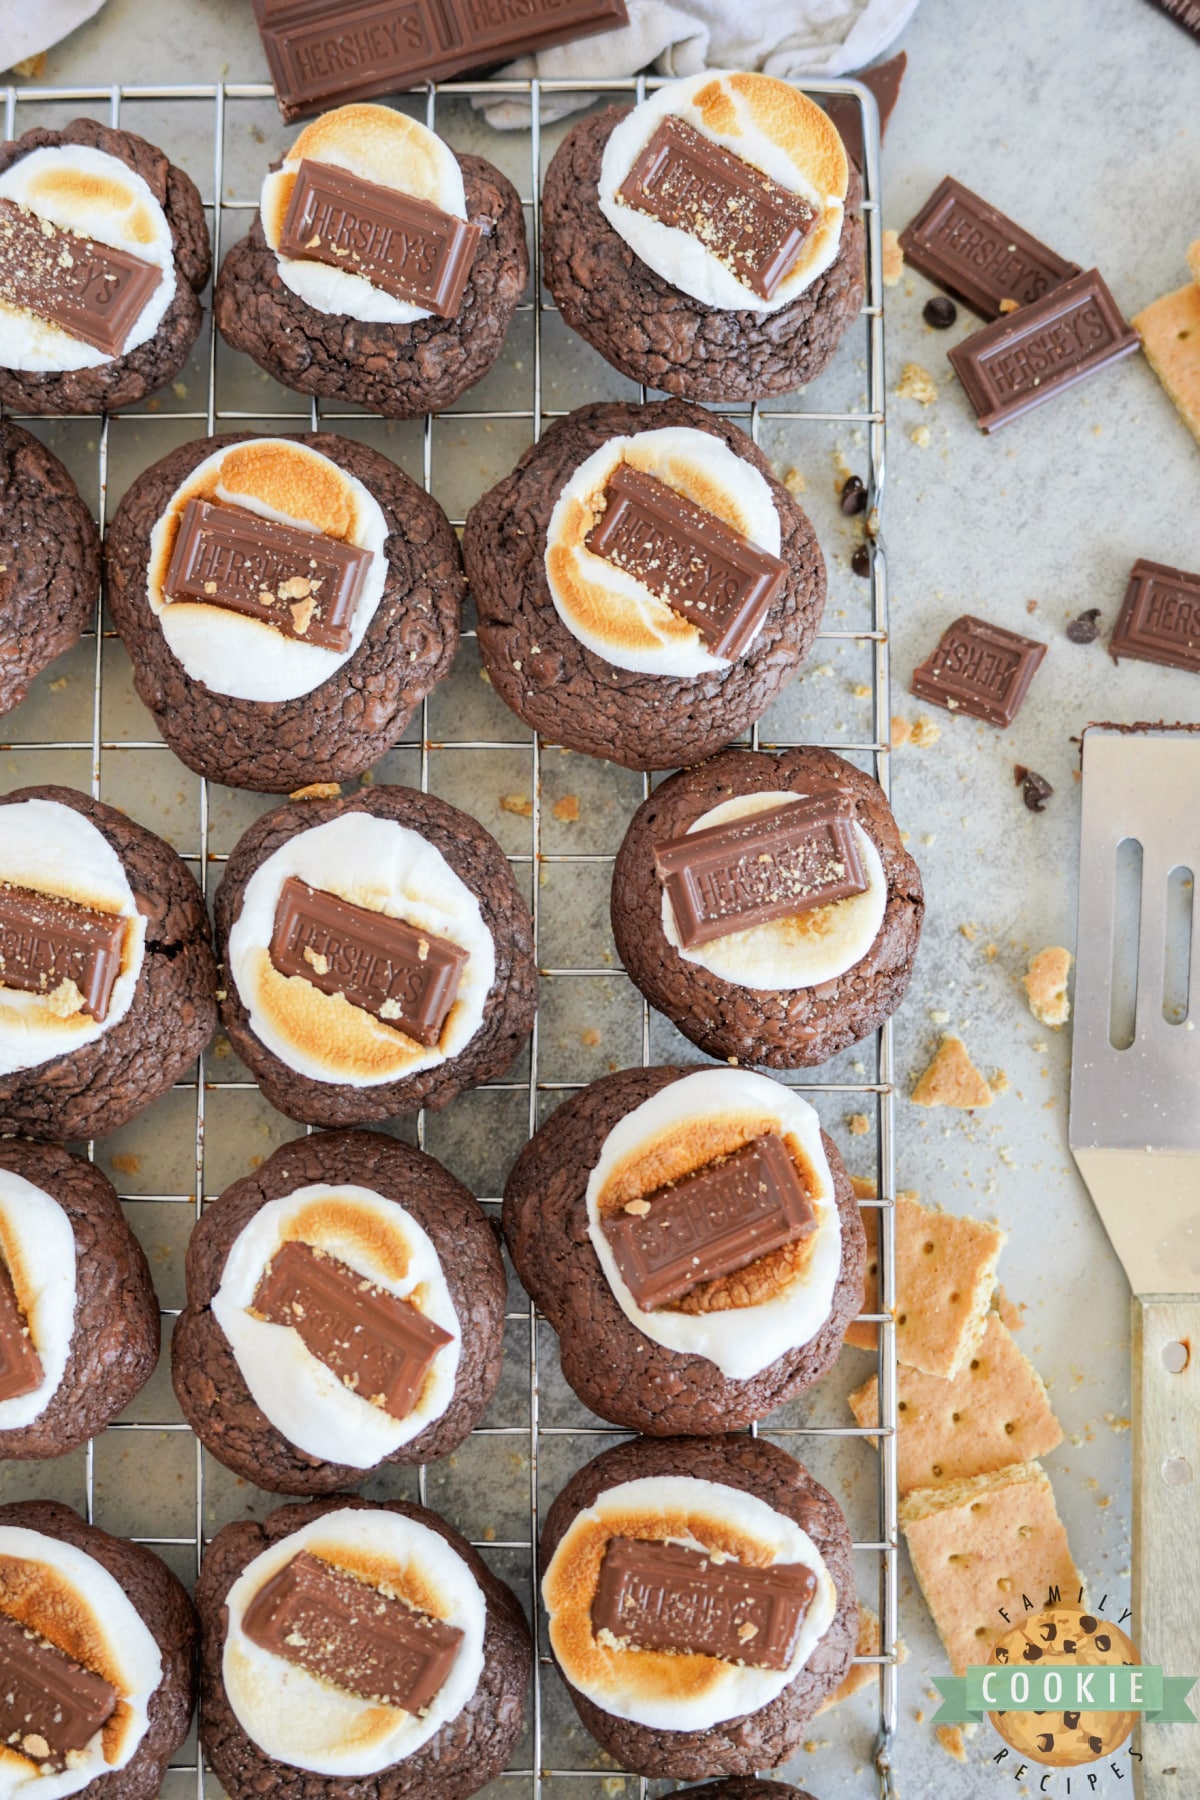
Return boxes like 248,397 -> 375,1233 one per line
899,175 -> 1080,319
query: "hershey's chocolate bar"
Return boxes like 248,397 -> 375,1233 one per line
242,1550 -> 463,1712
911,615 -> 1046,727
602,1132 -> 817,1312
164,498 -> 371,652
591,1536 -> 817,1669
0,884 -> 128,1022
585,462 -> 786,660
947,267 -> 1140,432
616,114 -> 817,301
899,176 -> 1080,320
278,159 -> 480,318
252,0 -> 629,124
1109,558 -> 1200,674
0,1610 -> 117,1768
0,1261 -> 43,1405
0,197 -> 162,359
269,876 -> 468,1048
253,1238 -> 453,1418
654,792 -> 866,949
821,52 -> 906,170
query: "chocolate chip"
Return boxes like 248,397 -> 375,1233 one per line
1018,768 -> 1053,812
923,295 -> 958,329
1066,607 -> 1101,643
851,544 -> 871,578
840,475 -> 868,515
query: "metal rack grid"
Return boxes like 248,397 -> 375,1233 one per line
0,74 -> 899,1800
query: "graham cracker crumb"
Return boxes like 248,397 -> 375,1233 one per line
983,942 -> 999,962
581,1027 -> 601,1047
994,1284 -> 1025,1330
990,1069 -> 1010,1095
911,1035 -> 994,1110
109,1153 -> 141,1176
852,682 -> 872,698
289,781 -> 340,800
1023,945 -> 1073,1028
302,946 -> 330,976
897,361 -> 938,404
959,922 -> 978,940
909,714 -> 941,747
46,978 -> 85,1019
936,1724 -> 968,1762
289,597 -> 317,635
881,228 -> 904,286
911,424 -> 932,447
998,297 -> 1020,315
552,794 -> 580,823
10,52 -> 47,78
847,1112 -> 870,1136
890,715 -> 912,749
850,1174 -> 878,1201
782,466 -> 807,496
500,793 -> 533,818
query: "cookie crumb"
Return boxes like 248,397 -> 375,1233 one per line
1023,946 -> 1073,1028
847,1112 -> 870,1136
911,1035 -> 994,1110
909,714 -> 941,747
552,794 -> 580,823
897,361 -> 938,404
881,229 -> 904,286
499,793 -> 533,818
289,781 -> 340,800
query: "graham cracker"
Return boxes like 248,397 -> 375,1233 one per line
1132,282 -> 1200,448
813,1604 -> 907,1714
844,1175 -> 880,1351
843,1189 -> 1002,1374
911,1034 -> 993,1109
1023,945 -> 1073,1028
900,1462 -> 1082,1675
848,1314 -> 1062,1494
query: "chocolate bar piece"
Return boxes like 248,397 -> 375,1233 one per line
164,498 -> 371,652
269,876 -> 467,1048
911,615 -> 1045,727
585,463 -> 786,660
592,1537 -> 817,1669
0,884 -> 128,1022
252,0 -> 630,124
0,1262 -> 42,1405
616,115 -> 817,301
822,52 -> 906,170
253,1238 -> 453,1418
242,1550 -> 462,1712
0,197 -> 162,359
0,1610 -> 117,1768
947,267 -> 1140,433
899,176 -> 1080,321
278,159 -> 480,319
602,1133 -> 817,1312
1110,558 -> 1200,674
655,792 -> 866,949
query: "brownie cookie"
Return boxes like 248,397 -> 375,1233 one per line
0,1140 -> 159,1457
0,785 -> 217,1142
214,104 -> 528,418
215,783 -> 536,1125
541,1434 -> 856,1778
505,1065 -> 864,1435
683,1784 -> 817,1800
541,74 -> 865,403
198,1496 -> 531,1800
105,432 -> 463,791
612,747 -> 924,1067
174,1128 -> 505,1494
463,399 -> 825,770
0,422 -> 100,715
0,118 -> 210,415
0,1498 -> 196,1800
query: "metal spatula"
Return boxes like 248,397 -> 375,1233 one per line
1070,725 -> 1200,1798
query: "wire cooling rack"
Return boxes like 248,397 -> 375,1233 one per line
0,74 -> 898,1800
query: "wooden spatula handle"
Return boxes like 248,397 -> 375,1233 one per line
1133,1296 -> 1200,1798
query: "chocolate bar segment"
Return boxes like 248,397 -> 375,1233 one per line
164,498 -> 371,652
0,1610 -> 117,1768
947,267 -> 1140,433
602,1133 -> 817,1312
592,1537 -> 816,1669
0,198 -> 162,359
0,1261 -> 43,1405
585,463 -> 786,660
821,52 -> 906,170
655,792 -> 867,949
269,876 -> 467,1048
252,0 -> 629,124
616,115 -> 817,301
1109,558 -> 1200,674
242,1550 -> 462,1712
278,160 -> 480,319
899,176 -> 1079,320
911,615 -> 1046,727
253,1238 -> 453,1418
0,884 -> 128,1022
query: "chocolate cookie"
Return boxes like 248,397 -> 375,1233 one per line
463,400 -> 826,770
0,423 -> 100,715
0,785 -> 217,1142
197,1495 -> 531,1800
174,1128 -> 506,1493
0,118 -> 210,415
504,1065 -> 864,1435
0,1140 -> 159,1458
104,432 -> 463,792
0,1498 -> 196,1800
612,748 -> 924,1067
540,1433 -> 856,1778
684,1784 -> 817,1800
214,783 -> 536,1125
541,80 -> 865,403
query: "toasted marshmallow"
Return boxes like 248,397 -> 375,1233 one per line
544,426 -> 781,678
0,145 -> 176,371
0,1172 -> 77,1431
223,1506 -> 486,1776
662,789 -> 887,989
226,811 -> 494,1090
262,103 -> 466,325
145,438 -> 388,703
0,1525 -> 161,1800
586,1069 -> 841,1379
599,72 -> 848,315
0,800 -> 146,1080
542,1474 -> 837,1732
